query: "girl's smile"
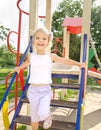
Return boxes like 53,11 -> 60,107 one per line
33,31 -> 49,52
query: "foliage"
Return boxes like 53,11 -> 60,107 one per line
52,0 -> 101,64
90,5 -> 101,65
0,25 -> 17,67
0,25 -> 10,41
0,68 -> 14,80
52,0 -> 82,36
52,0 -> 83,61
17,125 -> 26,130
0,45 -> 16,67
0,82 -> 22,101
58,89 -> 78,100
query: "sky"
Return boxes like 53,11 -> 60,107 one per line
0,0 -> 62,52
0,0 -> 62,29
0,0 -> 101,52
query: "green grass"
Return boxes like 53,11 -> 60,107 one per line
0,68 -> 27,80
0,82 -> 23,101
87,84 -> 101,90
17,125 -> 26,130
0,68 -> 14,73
87,77 -> 100,86
0,68 -> 13,80
87,77 -> 101,90
16,126 -> 47,130
0,68 -> 27,101
58,89 -> 78,100
39,127 -> 44,130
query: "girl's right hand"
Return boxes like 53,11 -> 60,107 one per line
14,67 -> 20,73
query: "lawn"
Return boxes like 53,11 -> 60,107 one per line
0,68 -> 27,101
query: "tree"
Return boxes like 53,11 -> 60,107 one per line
0,45 -> 16,67
91,5 -> 101,65
0,25 -> 10,41
52,0 -> 83,61
0,25 -> 16,67
52,0 -> 101,66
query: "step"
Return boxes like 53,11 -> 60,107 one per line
21,97 -> 78,109
14,115 -> 76,130
52,73 -> 79,79
51,99 -> 78,109
51,83 -> 80,89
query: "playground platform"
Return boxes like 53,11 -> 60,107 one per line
52,62 -> 101,79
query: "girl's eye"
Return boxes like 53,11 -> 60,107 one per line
36,37 -> 40,39
35,37 -> 47,40
43,37 -> 47,40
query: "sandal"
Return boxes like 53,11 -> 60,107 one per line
43,114 -> 52,129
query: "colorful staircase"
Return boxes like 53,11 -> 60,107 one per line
9,69 -> 84,130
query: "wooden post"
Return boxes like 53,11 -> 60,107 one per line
45,0 -> 52,51
63,27 -> 70,58
61,27 -> 70,99
80,0 -> 92,92
45,0 -> 52,31
27,0 -> 39,130
29,0 -> 39,36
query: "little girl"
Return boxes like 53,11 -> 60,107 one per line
15,27 -> 85,130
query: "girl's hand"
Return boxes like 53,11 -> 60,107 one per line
14,67 -> 20,73
79,62 -> 86,69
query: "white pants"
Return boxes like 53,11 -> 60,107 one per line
27,85 -> 52,122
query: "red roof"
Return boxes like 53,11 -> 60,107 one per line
62,17 -> 82,34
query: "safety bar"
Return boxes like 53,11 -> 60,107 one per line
5,71 -> 15,89
7,31 -> 19,54
17,0 -> 29,15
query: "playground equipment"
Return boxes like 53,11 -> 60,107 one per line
62,17 -> 101,84
90,35 -> 101,68
2,97 -> 10,130
1,0 -> 100,130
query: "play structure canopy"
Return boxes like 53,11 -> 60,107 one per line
62,17 -> 82,34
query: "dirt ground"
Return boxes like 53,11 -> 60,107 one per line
83,88 -> 101,130
51,87 -> 101,130
0,87 -> 101,130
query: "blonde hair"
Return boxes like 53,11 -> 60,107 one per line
32,27 -> 53,42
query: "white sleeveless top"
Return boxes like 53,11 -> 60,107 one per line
28,52 -> 53,84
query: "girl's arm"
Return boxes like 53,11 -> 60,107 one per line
14,59 -> 30,73
51,53 -> 85,69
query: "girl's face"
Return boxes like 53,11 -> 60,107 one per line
33,31 -> 49,52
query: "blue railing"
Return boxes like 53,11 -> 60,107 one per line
75,34 -> 87,130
